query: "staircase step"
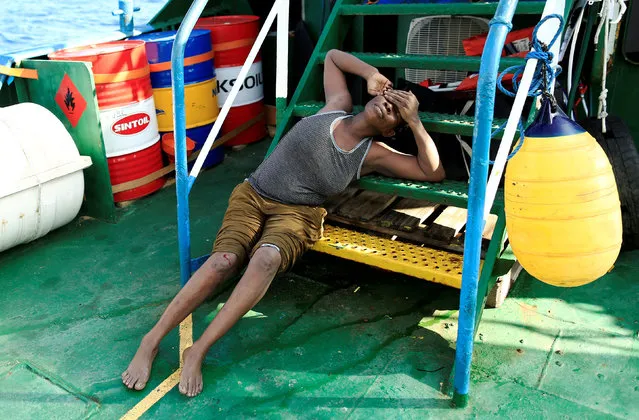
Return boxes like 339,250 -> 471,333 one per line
357,175 -> 504,211
292,101 -> 507,137
319,52 -> 524,72
340,2 -> 545,16
313,224 -> 475,289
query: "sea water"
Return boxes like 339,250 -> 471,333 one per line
0,0 -> 168,54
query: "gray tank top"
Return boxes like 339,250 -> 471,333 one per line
248,111 -> 372,206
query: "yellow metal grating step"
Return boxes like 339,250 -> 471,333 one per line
312,224 -> 480,289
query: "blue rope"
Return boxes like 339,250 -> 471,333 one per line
489,14 -> 565,163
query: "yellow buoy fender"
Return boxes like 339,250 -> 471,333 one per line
505,99 -> 622,287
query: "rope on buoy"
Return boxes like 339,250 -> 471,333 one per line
489,14 -> 565,163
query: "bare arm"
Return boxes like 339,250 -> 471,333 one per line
320,49 -> 392,113
365,90 -> 445,182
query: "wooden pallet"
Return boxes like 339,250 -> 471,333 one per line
323,189 -> 499,256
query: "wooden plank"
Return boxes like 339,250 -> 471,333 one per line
486,262 -> 523,308
324,187 -> 359,214
482,214 -> 499,241
336,190 -> 397,221
376,198 -> 440,232
427,206 -> 468,241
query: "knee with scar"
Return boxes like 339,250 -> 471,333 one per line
209,252 -> 239,275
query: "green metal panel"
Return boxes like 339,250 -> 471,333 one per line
606,50 -> 639,147
340,2 -> 546,16
303,0 -> 327,43
15,60 -> 116,222
293,101 -> 507,137
0,83 -> 18,107
357,175 -> 505,211
318,52 -> 525,71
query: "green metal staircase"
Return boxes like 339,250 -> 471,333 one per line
265,0 -> 547,406
268,0 -> 544,285
268,0 -> 546,288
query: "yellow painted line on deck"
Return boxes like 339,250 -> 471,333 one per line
179,314 -> 194,367
120,369 -> 181,420
120,315 -> 194,419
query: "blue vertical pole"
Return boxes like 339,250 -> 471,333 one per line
171,0 -> 209,286
452,0 -> 518,408
112,0 -> 140,36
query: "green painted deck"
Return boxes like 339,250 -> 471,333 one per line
0,140 -> 637,419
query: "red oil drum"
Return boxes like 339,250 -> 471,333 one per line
107,142 -> 165,202
49,41 -> 164,202
196,16 -> 266,147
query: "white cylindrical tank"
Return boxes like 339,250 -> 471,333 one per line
0,103 -> 92,253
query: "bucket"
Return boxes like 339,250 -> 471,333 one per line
49,41 -> 161,157
50,41 -> 164,203
160,125 -> 224,169
131,30 -> 220,132
196,16 -> 266,147
184,123 -> 225,168
108,142 -> 165,202
161,133 -> 196,162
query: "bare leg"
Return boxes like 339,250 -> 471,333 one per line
179,246 -> 281,397
122,252 -> 239,390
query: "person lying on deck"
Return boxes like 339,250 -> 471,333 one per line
122,49 -> 445,397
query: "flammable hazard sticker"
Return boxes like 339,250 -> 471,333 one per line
54,73 -> 87,128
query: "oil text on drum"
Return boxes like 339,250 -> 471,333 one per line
195,15 -> 266,146
112,113 -> 151,135
217,73 -> 263,95
99,96 -> 160,157
216,62 -> 264,107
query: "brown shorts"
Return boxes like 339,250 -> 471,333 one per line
213,181 -> 327,272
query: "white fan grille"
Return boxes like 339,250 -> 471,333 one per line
405,16 -> 489,84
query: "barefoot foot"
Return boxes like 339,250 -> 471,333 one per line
179,346 -> 204,397
122,337 -> 158,391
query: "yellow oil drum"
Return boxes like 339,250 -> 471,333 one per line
505,99 -> 622,287
153,79 -> 218,131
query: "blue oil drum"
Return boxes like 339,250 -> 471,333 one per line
132,29 -> 215,87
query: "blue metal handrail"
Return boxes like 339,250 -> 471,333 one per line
170,0 -> 209,286
170,0 -> 287,286
453,0 -> 519,408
